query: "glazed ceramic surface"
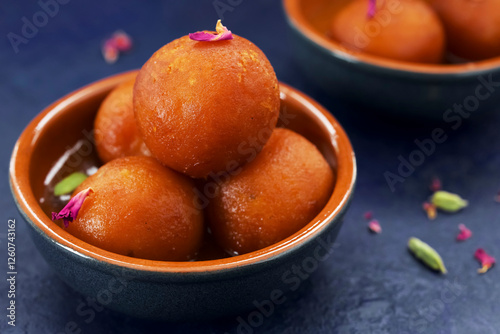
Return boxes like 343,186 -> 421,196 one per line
283,0 -> 500,120
9,71 -> 356,321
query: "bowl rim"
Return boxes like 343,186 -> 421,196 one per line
282,0 -> 500,77
9,71 -> 356,275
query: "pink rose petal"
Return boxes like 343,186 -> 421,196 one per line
363,211 -> 373,220
101,30 -> 133,64
430,177 -> 442,192
368,219 -> 381,234
474,248 -> 495,274
189,19 -> 233,42
367,0 -> 376,18
52,188 -> 93,228
112,30 -> 133,52
456,224 -> 472,241
102,39 -> 119,64
422,201 -> 437,220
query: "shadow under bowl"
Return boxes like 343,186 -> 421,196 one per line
9,71 -> 356,321
283,0 -> 500,120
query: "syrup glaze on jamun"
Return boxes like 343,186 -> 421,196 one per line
330,0 -> 445,63
64,156 -> 204,261
207,128 -> 335,255
429,0 -> 500,61
94,76 -> 150,164
134,34 -> 280,178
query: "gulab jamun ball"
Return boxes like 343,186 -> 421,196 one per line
429,0 -> 500,60
207,128 -> 335,255
65,156 -> 204,261
330,0 -> 445,63
134,34 -> 280,178
94,76 -> 150,163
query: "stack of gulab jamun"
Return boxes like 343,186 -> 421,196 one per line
51,21 -> 335,261
329,0 -> 500,63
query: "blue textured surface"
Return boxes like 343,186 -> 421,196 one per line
1,1 -> 500,333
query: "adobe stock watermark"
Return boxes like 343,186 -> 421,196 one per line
56,267 -> 134,334
7,0 -> 71,54
213,0 -> 245,20
405,277 -> 465,334
384,73 -> 500,192
6,219 -> 17,327
225,234 -> 340,334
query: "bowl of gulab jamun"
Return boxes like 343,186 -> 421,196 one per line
283,0 -> 500,119
9,21 -> 356,321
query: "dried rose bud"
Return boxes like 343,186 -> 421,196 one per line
363,211 -> 373,220
422,201 -> 437,220
101,30 -> 133,64
189,19 -> 233,42
52,188 -> 93,228
102,39 -> 119,64
475,248 -> 495,274
367,0 -> 376,18
368,219 -> 381,234
112,30 -> 132,52
456,224 -> 472,242
429,177 -> 442,192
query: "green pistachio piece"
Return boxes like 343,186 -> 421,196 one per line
431,190 -> 468,212
408,237 -> 447,274
54,172 -> 88,196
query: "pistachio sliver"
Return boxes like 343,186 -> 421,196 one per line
408,237 -> 447,274
54,172 -> 88,196
431,190 -> 468,212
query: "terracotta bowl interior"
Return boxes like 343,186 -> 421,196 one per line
10,70 -> 356,274
283,0 -> 500,75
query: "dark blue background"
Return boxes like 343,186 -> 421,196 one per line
1,1 -> 500,333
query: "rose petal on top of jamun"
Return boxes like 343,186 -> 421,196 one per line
134,26 -> 280,178
367,0 -> 376,18
189,20 -> 233,41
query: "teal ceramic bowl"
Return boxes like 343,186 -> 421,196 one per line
9,71 -> 356,321
283,0 -> 500,120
